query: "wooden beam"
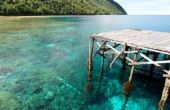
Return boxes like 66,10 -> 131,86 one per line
93,41 -> 106,58
118,57 -> 123,61
163,74 -> 170,78
100,52 -> 116,54
97,51 -> 106,58
94,39 -> 101,47
124,51 -> 138,54
129,60 -> 170,65
125,57 -> 133,63
106,43 -> 120,54
110,45 -> 125,68
137,51 -> 150,62
139,53 -> 169,74
114,44 -> 120,48
104,44 -> 120,52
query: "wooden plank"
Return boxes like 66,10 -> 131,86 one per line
137,51 -> 150,62
129,60 -> 170,65
110,45 -> 125,68
125,57 -> 133,63
118,56 -> 123,61
93,41 -> 106,58
139,53 -> 169,74
106,43 -> 120,54
100,52 -> 116,54
105,44 -> 120,51
163,74 -> 170,78
94,39 -> 101,47
124,51 -> 138,54
97,51 -> 106,58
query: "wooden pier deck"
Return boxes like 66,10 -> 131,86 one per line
87,29 -> 170,110
90,29 -> 170,55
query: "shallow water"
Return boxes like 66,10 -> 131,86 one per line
0,15 -> 170,110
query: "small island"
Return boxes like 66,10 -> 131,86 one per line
0,0 -> 127,15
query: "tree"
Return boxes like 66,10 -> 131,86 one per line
0,0 -> 126,15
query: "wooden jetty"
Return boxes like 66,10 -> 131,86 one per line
88,29 -> 170,110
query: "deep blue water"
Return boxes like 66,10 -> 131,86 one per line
0,15 -> 170,110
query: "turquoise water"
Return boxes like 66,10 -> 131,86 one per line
0,15 -> 170,110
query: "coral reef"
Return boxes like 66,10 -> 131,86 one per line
0,92 -> 21,109
0,16 -> 169,110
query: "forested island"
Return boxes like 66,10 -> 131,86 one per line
0,0 -> 127,15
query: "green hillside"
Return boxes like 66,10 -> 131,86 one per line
0,0 -> 127,15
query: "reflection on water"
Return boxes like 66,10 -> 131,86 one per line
0,15 -> 170,109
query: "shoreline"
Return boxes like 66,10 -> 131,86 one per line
0,14 -> 169,18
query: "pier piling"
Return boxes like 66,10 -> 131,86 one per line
129,48 -> 139,82
149,52 -> 158,78
159,70 -> 170,110
122,43 -> 128,68
99,44 -> 105,81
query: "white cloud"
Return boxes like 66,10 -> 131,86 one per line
126,0 -> 170,7
114,0 -> 122,2
167,6 -> 170,8
145,11 -> 170,15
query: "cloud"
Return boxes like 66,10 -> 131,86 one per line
114,0 -> 122,2
126,0 -> 170,7
145,11 -> 170,15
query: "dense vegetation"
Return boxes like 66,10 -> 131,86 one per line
0,0 -> 127,15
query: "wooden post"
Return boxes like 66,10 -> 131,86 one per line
147,50 -> 149,55
91,38 -> 94,61
85,40 -> 95,95
149,52 -> 158,78
122,48 -> 138,97
88,38 -> 94,72
100,45 -> 105,79
122,43 -> 128,68
112,43 -> 116,59
89,41 -> 92,71
88,41 -> 92,82
159,70 -> 170,110
129,47 -> 132,51
129,48 -> 139,82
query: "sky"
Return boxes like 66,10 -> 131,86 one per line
114,0 -> 170,15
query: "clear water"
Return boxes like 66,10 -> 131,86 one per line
0,15 -> 170,110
